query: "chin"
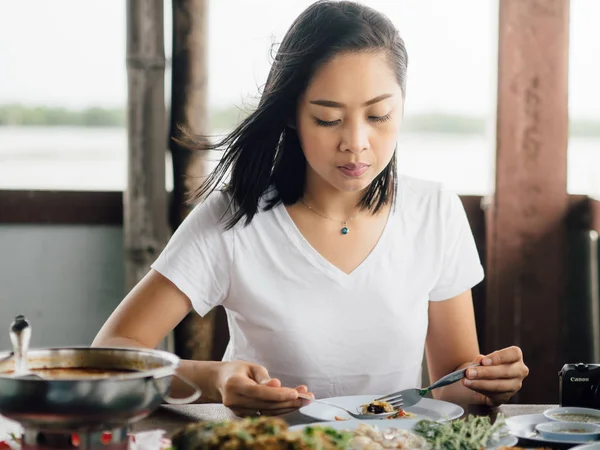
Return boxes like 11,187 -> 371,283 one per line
331,176 -> 374,193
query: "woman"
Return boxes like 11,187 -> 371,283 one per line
93,0 -> 528,417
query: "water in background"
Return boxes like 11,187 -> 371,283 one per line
0,126 -> 598,197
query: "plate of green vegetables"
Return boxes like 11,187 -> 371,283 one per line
290,415 -> 519,449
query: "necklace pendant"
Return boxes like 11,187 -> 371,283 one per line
341,223 -> 349,235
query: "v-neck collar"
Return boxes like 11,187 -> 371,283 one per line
273,200 -> 394,287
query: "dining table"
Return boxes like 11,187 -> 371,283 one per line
135,403 -> 576,449
131,402 -> 552,431
0,402 -> 576,449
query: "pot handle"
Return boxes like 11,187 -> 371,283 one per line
152,372 -> 202,405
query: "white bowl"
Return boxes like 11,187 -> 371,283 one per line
544,407 -> 600,424
536,422 -> 600,442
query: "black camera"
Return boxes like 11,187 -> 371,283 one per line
559,363 -> 600,408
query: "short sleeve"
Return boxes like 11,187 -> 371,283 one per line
428,190 -> 484,301
151,191 -> 233,316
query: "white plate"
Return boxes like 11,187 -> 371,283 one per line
290,418 -> 518,449
299,395 -> 464,422
506,413 -> 600,445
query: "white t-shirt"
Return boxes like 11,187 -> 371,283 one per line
151,175 -> 484,398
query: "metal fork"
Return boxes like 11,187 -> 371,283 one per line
375,363 -> 481,409
297,394 -> 397,420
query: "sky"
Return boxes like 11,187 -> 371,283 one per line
0,0 -> 598,120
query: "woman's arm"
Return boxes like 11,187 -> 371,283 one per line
425,289 -> 483,405
425,289 -> 529,406
92,269 -> 223,402
92,269 -> 308,414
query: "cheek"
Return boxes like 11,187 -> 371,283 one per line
372,126 -> 398,159
297,125 -> 337,163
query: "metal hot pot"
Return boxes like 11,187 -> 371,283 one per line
0,316 -> 201,432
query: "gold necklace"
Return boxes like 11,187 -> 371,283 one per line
300,198 -> 358,235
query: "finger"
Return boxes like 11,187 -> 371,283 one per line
248,364 -> 282,388
237,383 -> 300,402
248,364 -> 272,384
483,346 -> 523,366
262,378 -> 282,388
225,375 -> 299,402
465,362 -> 528,380
296,389 -> 315,406
463,378 -> 522,393
472,354 -> 486,365
295,386 -> 315,400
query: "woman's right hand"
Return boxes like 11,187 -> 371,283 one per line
215,360 -> 312,417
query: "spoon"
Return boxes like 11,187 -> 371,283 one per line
9,315 -> 44,380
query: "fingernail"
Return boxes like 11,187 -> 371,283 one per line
259,378 -> 271,385
483,358 -> 493,366
289,392 -> 298,400
468,368 -> 477,378
464,378 -> 472,386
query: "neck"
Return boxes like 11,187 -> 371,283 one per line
302,172 -> 365,220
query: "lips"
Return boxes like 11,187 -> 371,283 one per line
340,163 -> 369,170
338,162 -> 370,178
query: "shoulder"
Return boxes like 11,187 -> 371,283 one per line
162,190 -> 236,249
192,189 -> 233,216
185,189 -> 235,229
396,174 -> 459,211
189,186 -> 281,228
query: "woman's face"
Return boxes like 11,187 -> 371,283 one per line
296,50 -> 403,194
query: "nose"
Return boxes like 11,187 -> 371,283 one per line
340,120 -> 369,154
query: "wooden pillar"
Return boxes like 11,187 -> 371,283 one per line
169,0 -> 222,361
124,1 -> 169,291
487,0 -> 570,403
169,0 -> 209,228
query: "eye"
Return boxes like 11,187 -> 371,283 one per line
314,118 -> 341,127
368,114 -> 391,124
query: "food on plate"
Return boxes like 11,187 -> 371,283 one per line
550,413 -> 600,423
413,415 -> 509,450
171,416 -> 351,449
358,400 -> 415,420
360,401 -> 395,414
348,423 -> 429,449
554,427 -> 592,433
334,416 -> 350,421
171,414 -> 518,449
386,409 -> 415,419
171,419 -> 429,450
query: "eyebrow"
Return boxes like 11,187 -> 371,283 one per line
309,93 -> 394,108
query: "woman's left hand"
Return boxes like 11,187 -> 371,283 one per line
462,346 -> 529,406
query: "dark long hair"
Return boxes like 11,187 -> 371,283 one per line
189,0 -> 408,228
